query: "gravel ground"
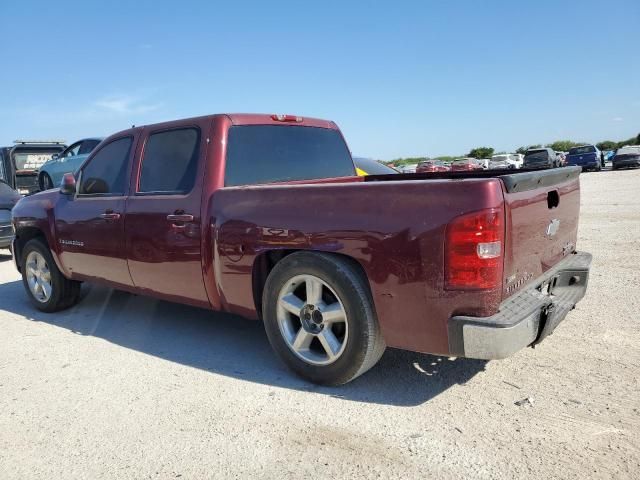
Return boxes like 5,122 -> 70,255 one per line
1,168 -> 639,479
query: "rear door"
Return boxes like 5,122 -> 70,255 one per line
500,168 -> 582,299
55,135 -> 136,286
124,118 -> 211,307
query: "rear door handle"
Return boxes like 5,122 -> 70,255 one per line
167,214 -> 194,222
100,212 -> 121,220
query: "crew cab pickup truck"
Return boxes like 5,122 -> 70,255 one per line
11,113 -> 592,385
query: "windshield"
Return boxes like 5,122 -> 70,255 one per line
569,146 -> 596,155
616,146 -> 640,156
225,125 -> 355,186
492,155 -> 510,161
13,150 -> 58,170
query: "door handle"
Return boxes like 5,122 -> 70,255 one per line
100,212 -> 121,220
167,214 -> 194,222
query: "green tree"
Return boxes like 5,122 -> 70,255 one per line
547,140 -> 584,152
516,145 -> 541,154
468,147 -> 494,159
596,141 -> 617,151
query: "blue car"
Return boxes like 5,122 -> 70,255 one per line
565,145 -> 601,172
38,137 -> 103,190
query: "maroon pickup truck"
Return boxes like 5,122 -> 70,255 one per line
11,113 -> 592,385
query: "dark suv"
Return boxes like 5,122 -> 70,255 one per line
523,147 -> 559,169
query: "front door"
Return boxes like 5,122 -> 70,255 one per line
55,136 -> 135,286
124,120 -> 210,307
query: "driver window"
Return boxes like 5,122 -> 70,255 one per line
78,137 -> 132,196
63,142 -> 82,158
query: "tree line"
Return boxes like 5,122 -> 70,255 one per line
384,133 -> 640,166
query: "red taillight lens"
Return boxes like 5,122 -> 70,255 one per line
445,208 -> 504,289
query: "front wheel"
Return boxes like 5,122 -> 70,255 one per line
262,252 -> 385,385
21,239 -> 81,312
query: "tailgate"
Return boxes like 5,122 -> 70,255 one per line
500,166 -> 582,300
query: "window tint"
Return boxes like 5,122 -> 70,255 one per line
568,146 -> 596,155
225,125 -> 355,186
79,139 -> 101,155
139,128 -> 200,194
79,137 -> 132,195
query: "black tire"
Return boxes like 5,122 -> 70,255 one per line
262,252 -> 386,385
39,173 -> 54,191
20,238 -> 81,312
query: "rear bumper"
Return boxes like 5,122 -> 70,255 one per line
613,158 -> 640,168
447,251 -> 592,359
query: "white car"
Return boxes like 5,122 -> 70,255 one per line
400,163 -> 418,173
490,153 -> 523,169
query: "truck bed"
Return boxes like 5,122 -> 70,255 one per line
212,166 -> 583,355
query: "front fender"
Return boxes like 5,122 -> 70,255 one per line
12,190 -> 67,276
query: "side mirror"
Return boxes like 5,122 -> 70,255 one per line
60,173 -> 77,195
51,154 -> 59,160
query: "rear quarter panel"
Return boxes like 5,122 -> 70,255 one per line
210,178 -> 504,355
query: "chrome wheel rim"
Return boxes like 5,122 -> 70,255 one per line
25,251 -> 52,303
276,274 -> 348,366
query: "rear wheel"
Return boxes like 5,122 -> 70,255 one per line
21,239 -> 81,312
39,172 -> 54,191
262,252 -> 385,385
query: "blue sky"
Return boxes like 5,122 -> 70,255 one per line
1,0 -> 638,159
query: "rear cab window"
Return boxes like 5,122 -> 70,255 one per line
224,125 -> 355,186
525,149 -> 550,161
138,128 -> 200,194
569,146 -> 596,155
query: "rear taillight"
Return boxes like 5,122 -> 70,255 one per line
445,208 -> 504,289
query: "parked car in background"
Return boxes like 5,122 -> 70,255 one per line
0,176 -> 20,249
9,140 -> 67,195
565,145 -> 601,172
611,145 -> 640,170
450,158 -> 484,171
490,153 -> 522,169
555,151 -> 567,166
38,137 -> 103,190
10,112 -> 591,385
523,147 -> 559,169
488,157 -> 512,169
399,163 -> 418,173
416,160 -> 450,173
353,157 -> 398,176
477,159 -> 490,169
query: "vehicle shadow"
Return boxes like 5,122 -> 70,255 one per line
0,252 -> 13,262
0,279 -> 487,406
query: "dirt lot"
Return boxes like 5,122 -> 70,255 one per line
1,168 -> 639,479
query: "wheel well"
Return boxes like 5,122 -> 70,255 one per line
251,249 -> 370,319
13,227 -> 48,271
